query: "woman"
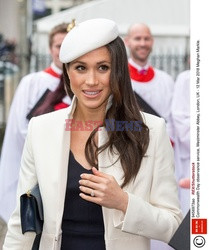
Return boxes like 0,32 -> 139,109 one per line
3,18 -> 182,250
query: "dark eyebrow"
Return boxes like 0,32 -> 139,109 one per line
70,60 -> 111,66
70,60 -> 85,65
97,61 -> 111,65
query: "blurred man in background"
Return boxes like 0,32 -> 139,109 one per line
125,23 -> 175,142
0,22 -> 72,247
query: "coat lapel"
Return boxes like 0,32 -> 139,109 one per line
54,97 -> 76,236
98,127 -> 124,187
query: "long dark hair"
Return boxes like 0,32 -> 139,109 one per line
63,37 -> 149,188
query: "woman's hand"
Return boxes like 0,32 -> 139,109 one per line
79,167 -> 128,213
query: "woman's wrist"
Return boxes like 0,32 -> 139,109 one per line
118,191 -> 128,214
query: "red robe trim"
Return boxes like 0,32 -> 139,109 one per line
44,67 -> 69,111
170,139 -> 175,148
128,63 -> 155,82
44,67 -> 61,79
54,102 -> 69,111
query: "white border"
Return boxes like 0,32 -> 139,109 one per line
191,0 -> 209,249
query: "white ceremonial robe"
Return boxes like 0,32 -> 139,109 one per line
129,59 -> 175,142
171,70 -> 190,216
0,63 -> 71,223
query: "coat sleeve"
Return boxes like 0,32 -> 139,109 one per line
0,74 -> 36,223
113,118 -> 183,243
3,118 -> 37,250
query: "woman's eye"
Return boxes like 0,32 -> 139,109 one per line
75,65 -> 85,71
99,65 -> 109,71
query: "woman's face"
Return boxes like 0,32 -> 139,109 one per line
67,46 -> 111,112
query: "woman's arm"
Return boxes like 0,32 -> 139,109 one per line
119,118 -> 183,242
3,118 -> 37,250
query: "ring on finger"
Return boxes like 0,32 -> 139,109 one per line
90,190 -> 95,197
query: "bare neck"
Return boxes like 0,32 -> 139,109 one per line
73,104 -> 106,124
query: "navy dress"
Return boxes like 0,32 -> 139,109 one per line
61,151 -> 106,250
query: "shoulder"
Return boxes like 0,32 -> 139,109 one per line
175,70 -> 190,83
29,105 -> 72,130
12,72 -> 49,103
26,108 -> 70,141
20,70 -> 55,83
31,107 -> 70,126
154,68 -> 174,81
17,72 -> 36,87
24,108 -> 71,151
17,71 -> 45,89
20,71 -> 43,82
141,112 -> 166,132
141,112 -> 173,154
17,71 -> 59,96
31,96 -> 76,127
177,69 -> 190,78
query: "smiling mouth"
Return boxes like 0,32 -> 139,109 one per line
83,90 -> 101,96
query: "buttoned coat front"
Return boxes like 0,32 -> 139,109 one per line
3,97 -> 182,250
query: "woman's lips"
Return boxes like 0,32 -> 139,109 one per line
83,90 -> 102,97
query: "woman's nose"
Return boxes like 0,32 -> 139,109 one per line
85,71 -> 98,86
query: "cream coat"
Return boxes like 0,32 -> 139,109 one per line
3,97 -> 182,250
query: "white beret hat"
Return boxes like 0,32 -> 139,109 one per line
59,18 -> 119,63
